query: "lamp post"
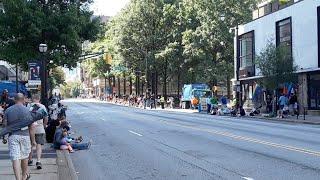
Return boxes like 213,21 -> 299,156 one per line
230,25 -> 241,107
39,43 -> 48,107
235,25 -> 241,107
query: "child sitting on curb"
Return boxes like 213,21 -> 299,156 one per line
60,129 -> 74,153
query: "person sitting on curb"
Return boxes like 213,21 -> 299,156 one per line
53,121 -> 91,151
27,94 -> 48,169
60,129 -> 74,153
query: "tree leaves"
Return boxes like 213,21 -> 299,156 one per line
256,41 -> 298,90
0,0 -> 103,69
91,0 -> 258,90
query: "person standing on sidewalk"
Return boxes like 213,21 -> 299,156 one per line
28,94 -> 48,169
2,93 -> 35,180
289,93 -> 297,116
160,96 -> 165,109
206,96 -> 212,114
278,93 -> 288,118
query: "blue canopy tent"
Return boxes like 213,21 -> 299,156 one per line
0,81 -> 28,97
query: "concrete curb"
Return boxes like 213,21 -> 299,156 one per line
56,150 -> 78,180
244,115 -> 320,125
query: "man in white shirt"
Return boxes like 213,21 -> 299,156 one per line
28,94 -> 48,170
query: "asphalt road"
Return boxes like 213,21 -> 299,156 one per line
66,100 -> 320,180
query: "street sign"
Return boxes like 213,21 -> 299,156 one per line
28,61 -> 42,85
28,80 -> 41,86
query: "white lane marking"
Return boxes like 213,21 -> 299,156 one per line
242,177 -> 254,180
129,130 -> 143,137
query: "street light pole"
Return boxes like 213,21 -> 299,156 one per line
236,25 -> 241,107
145,51 -> 148,96
39,43 -> 48,107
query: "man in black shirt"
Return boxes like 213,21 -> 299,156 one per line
289,93 -> 298,116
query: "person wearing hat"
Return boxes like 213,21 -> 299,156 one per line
2,93 -> 35,180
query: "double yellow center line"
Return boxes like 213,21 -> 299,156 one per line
159,120 -> 320,157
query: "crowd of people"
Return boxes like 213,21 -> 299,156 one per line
277,92 -> 299,118
202,92 -> 299,118
100,93 -> 175,109
97,91 -> 299,119
0,91 -> 90,180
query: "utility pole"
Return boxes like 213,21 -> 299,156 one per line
39,43 -> 48,107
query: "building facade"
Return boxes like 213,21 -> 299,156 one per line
235,0 -> 320,115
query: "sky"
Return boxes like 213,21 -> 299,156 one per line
91,0 -> 130,16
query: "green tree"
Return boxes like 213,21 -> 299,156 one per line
92,0 -> 258,97
61,81 -> 81,98
0,0 -> 103,69
256,42 -> 298,90
48,67 -> 66,91
256,42 -> 298,115
181,0 -> 256,92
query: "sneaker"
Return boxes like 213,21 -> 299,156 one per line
28,160 -> 33,166
36,162 -> 42,170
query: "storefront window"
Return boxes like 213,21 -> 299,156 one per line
309,74 -> 320,110
276,17 -> 292,57
239,32 -> 254,69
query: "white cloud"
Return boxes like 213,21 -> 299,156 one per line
91,0 -> 130,16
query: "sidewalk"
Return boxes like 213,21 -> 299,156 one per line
0,142 -> 58,180
247,114 -> 320,125
0,132 -> 78,180
155,107 -> 320,125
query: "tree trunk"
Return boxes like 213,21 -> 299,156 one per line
177,69 -> 181,97
123,73 -> 126,95
108,77 -> 112,93
163,59 -> 168,99
227,75 -> 231,99
155,71 -> 158,98
151,72 -> 155,95
141,81 -> 144,95
136,73 -> 139,96
117,76 -> 121,96
104,77 -> 107,95
272,89 -> 277,117
130,76 -> 133,95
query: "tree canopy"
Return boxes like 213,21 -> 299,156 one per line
0,0 -> 103,69
48,67 -> 66,91
88,0 -> 258,96
256,42 -> 298,91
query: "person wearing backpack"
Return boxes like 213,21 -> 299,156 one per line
27,94 -> 48,170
